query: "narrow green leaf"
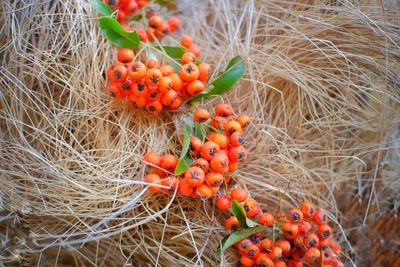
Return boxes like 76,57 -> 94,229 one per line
215,225 -> 267,256
190,55 -> 245,102
174,119 -> 193,175
92,0 -> 113,16
99,17 -> 140,49
193,122 -> 209,142
231,200 -> 247,229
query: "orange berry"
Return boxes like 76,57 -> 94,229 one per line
205,172 -> 224,187
198,63 -> 211,82
270,246 -> 282,260
228,161 -> 238,172
200,141 -> 220,160
145,68 -> 163,87
258,212 -> 274,227
298,221 -> 312,235
107,64 -> 128,82
224,120 -> 242,135
192,158 -> 209,173
108,83 -> 123,99
181,52 -> 196,64
145,174 -> 161,192
276,240 -> 291,254
228,145 -> 247,162
300,202 -> 315,219
167,16 -> 181,32
274,260 -> 287,267
146,89 -> 161,102
209,133 -> 229,149
289,208 -> 304,222
161,176 -> 178,193
187,43 -> 200,57
132,80 -> 148,96
210,116 -> 227,130
160,65 -> 174,76
136,28 -> 147,42
184,167 -> 205,187
245,244 -> 260,258
230,132 -> 244,147
313,209 -> 328,225
158,23 -> 170,37
243,199 -> 261,218
128,61 -> 146,81
146,58 -> 160,69
240,255 -> 255,267
178,180 -> 194,197
282,222 -> 299,240
317,224 -> 332,240
161,89 -> 178,106
261,238 -> 273,250
225,216 -> 239,232
144,152 -> 161,167
148,15 -> 164,31
215,103 -> 233,117
179,63 -> 199,82
169,96 -> 183,110
145,100 -> 163,114
236,114 -> 251,129
160,154 -> 178,174
194,108 -> 210,123
131,95 -> 146,107
304,248 -> 321,264
216,195 -> 231,211
195,184 -> 213,199
187,80 -> 205,96
210,152 -> 229,174
181,34 -> 192,48
230,188 -> 248,202
321,249 -> 333,264
256,253 -> 273,267
117,48 -> 135,63
236,238 -> 252,251
318,238 -> 330,250
189,136 -> 202,157
168,73 -> 183,91
304,233 -> 319,248
159,76 -> 173,94
117,80 -> 133,97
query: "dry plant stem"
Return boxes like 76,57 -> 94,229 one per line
1,0 -> 399,266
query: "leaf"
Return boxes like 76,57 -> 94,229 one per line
92,0 -> 113,16
156,46 -> 186,59
99,17 -> 140,49
174,119 -> 193,175
231,200 -> 247,229
190,55 -> 245,102
246,218 -> 260,228
215,225 -> 267,256
193,122 -> 209,142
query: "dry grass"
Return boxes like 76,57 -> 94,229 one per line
1,0 -> 399,266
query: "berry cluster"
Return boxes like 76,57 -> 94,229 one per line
144,103 -> 251,198
217,194 -> 344,267
103,0 -> 147,23
106,36 -> 211,114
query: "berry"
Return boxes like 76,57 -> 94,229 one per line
132,80 -> 148,96
189,136 -> 202,157
261,238 -> 273,250
160,65 -> 174,76
209,133 -> 229,149
145,174 -> 161,192
144,152 -> 161,167
289,208 -> 304,222
178,180 -> 193,197
192,158 -> 209,173
148,15 -> 164,31
194,108 -> 210,123
282,222 -> 299,240
228,145 -> 247,162
215,103 -> 233,117
168,16 -> 181,32
230,188 -> 248,202
145,100 -> 163,114
187,80 -> 205,95
304,233 -> 319,248
210,152 -> 229,174
184,167 -> 205,187
117,48 -> 135,63
236,114 -> 251,129
317,224 -> 332,240
181,52 -> 196,64
161,176 -> 178,193
243,199 -> 261,218
230,132 -> 244,147
198,63 -> 211,81
210,116 -> 227,130
304,248 -> 321,264
216,195 -> 231,211
181,35 -> 192,48
245,244 -> 260,258
276,240 -> 291,254
200,141 -> 220,161
270,246 -> 282,260
300,202 -> 315,218
313,209 -> 328,225
240,256 -> 255,267
225,216 -> 239,232
256,253 -> 273,267
160,154 -> 178,174
205,172 -> 224,187
107,64 -> 128,82
179,63 -> 199,82
145,68 -> 163,87
128,61 -> 147,81
224,120 -> 242,135
161,89 -> 178,106
258,212 -> 274,227
195,184 -> 213,199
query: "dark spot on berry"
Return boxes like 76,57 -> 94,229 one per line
324,252 -> 329,258
150,76 -> 158,84
292,213 -> 300,221
244,206 -> 249,211
115,71 -> 121,79
238,136 -> 244,144
310,207 -> 314,214
189,144 -> 194,151
186,65 -> 193,73
248,250 -> 255,257
137,83 -> 145,91
231,224 -> 238,231
309,240 -> 316,247
243,122 -> 249,128
131,65 -> 138,72
149,106 -> 156,111
110,92 -> 116,97
322,231 -> 329,238
150,91 -> 157,98
322,214 -> 327,222
199,118 -> 206,122
237,151 -> 244,160
228,128 -> 235,135
122,83 -> 130,90
209,148 -> 216,156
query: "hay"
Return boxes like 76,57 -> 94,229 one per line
1,0 -> 399,266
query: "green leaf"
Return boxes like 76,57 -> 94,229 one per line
231,200 -> 247,229
174,119 -> 193,175
99,17 -> 140,49
246,218 -> 259,228
156,46 -> 186,59
190,55 -> 245,102
193,122 -> 209,142
92,0 -> 113,16
215,225 -> 267,256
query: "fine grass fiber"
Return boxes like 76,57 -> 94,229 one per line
1,0 -> 399,266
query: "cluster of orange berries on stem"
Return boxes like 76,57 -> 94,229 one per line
217,193 -> 344,267
144,103 -> 251,198
106,36 -> 211,114
103,0 -> 147,23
